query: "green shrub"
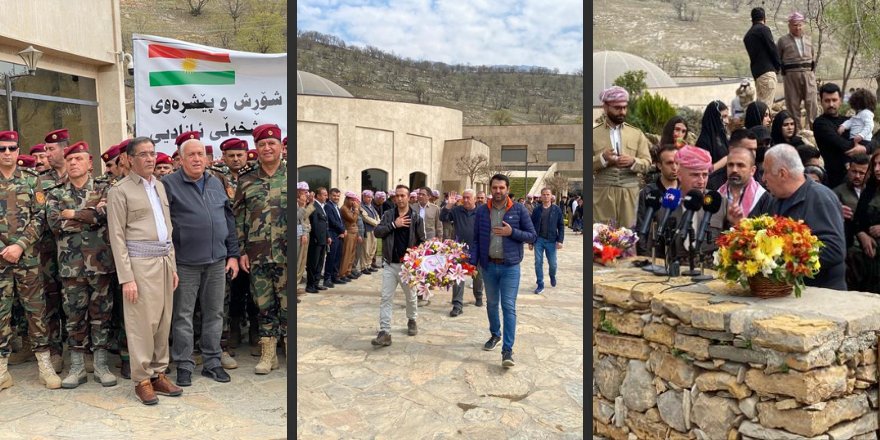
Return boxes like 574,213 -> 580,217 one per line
631,92 -> 678,136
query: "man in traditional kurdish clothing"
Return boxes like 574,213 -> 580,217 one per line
778,12 -> 819,129
592,86 -> 652,228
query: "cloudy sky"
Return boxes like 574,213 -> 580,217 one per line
296,0 -> 583,74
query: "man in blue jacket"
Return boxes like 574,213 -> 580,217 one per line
323,188 -> 346,287
529,188 -> 564,294
470,174 -> 537,368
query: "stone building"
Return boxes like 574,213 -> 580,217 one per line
0,0 -> 127,170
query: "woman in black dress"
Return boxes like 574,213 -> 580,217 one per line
771,110 -> 807,147
696,100 -> 730,172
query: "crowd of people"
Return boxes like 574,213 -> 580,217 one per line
296,175 -> 582,367
593,7 -> 880,292
0,124 -> 288,406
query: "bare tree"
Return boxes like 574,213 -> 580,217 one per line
454,154 -> 491,187
224,0 -> 249,34
186,0 -> 211,16
536,101 -> 562,124
544,174 -> 571,196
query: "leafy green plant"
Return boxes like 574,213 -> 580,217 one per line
631,92 -> 678,136
613,70 -> 648,97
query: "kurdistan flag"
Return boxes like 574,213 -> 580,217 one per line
132,34 -> 287,155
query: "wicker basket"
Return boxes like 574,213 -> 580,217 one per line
748,275 -> 793,298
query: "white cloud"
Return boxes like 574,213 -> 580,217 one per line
296,0 -> 584,73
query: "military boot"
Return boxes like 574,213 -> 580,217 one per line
9,336 -> 34,365
0,355 -> 13,391
221,351 -> 238,369
50,351 -> 63,374
62,351 -> 87,389
254,337 -> 278,375
36,351 -> 62,389
92,349 -> 117,387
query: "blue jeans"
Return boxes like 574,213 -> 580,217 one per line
534,237 -> 558,287
482,262 -> 520,353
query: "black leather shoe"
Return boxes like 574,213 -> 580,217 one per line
322,281 -> 334,288
201,366 -> 231,383
449,307 -> 462,317
120,359 -> 131,379
333,277 -> 348,284
176,368 -> 192,387
305,286 -> 319,294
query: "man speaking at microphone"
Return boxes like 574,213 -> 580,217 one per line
670,146 -> 740,260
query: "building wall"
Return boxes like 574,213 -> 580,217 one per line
296,94 -> 462,192
0,0 -> 127,167
462,124 -> 584,190
440,138 -> 491,193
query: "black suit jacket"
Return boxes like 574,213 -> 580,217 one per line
814,113 -> 865,189
743,23 -> 782,79
325,201 -> 345,235
309,201 -> 330,245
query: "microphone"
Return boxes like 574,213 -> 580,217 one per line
694,190 -> 723,249
638,187 -> 663,237
675,189 -> 705,240
655,188 -> 682,238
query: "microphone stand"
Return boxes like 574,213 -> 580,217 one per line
691,227 -> 714,282
682,225 -> 700,276
642,222 -> 663,272
653,218 -> 679,277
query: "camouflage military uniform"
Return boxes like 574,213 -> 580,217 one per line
233,163 -> 287,338
0,167 -> 48,355
46,177 -> 115,353
37,168 -> 66,356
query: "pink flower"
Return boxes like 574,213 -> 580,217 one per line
448,264 -> 467,284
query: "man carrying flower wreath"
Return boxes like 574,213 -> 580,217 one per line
471,174 -> 537,368
371,185 -> 427,347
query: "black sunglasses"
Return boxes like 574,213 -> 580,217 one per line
0,146 -> 19,153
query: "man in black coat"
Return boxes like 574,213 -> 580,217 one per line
814,82 -> 871,189
323,188 -> 346,287
305,188 -> 331,293
743,7 -> 782,105
751,144 -> 846,290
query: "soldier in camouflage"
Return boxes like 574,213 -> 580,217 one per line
46,142 -> 118,389
220,137 -> 259,353
39,128 -> 70,373
0,130 -> 63,391
234,123 -> 287,375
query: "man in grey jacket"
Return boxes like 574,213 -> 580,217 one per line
440,190 -> 483,317
371,185 -> 426,347
163,136 -> 240,386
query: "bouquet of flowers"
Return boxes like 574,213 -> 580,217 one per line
400,239 -> 478,299
593,222 -> 639,265
713,215 -> 822,298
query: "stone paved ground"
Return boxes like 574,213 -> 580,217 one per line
1,344 -> 287,439
296,233 -> 585,439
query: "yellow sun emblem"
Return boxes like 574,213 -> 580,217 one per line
36,191 -> 45,205
181,57 -> 198,73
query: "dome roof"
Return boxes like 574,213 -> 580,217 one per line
592,51 -> 677,106
296,71 -> 353,97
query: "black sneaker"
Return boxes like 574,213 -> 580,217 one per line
475,297 -> 484,307
371,331 -> 392,346
407,319 -> 418,336
201,366 -> 231,383
449,307 -> 462,317
176,368 -> 192,387
502,351 -> 515,368
483,335 -> 501,351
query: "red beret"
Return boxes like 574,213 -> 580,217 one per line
252,124 -> 281,142
45,128 -> 69,144
282,137 -> 287,146
16,155 -> 36,168
63,141 -> 90,158
101,145 -> 121,163
247,149 -> 258,160
117,138 -> 131,153
205,145 -> 213,155
0,131 -> 19,142
172,150 -> 179,159
156,152 -> 172,165
30,144 -> 46,154
220,138 -> 246,151
175,130 -> 200,147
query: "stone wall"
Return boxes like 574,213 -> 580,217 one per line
593,261 -> 880,440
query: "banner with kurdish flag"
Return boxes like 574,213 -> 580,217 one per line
133,34 -> 287,155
